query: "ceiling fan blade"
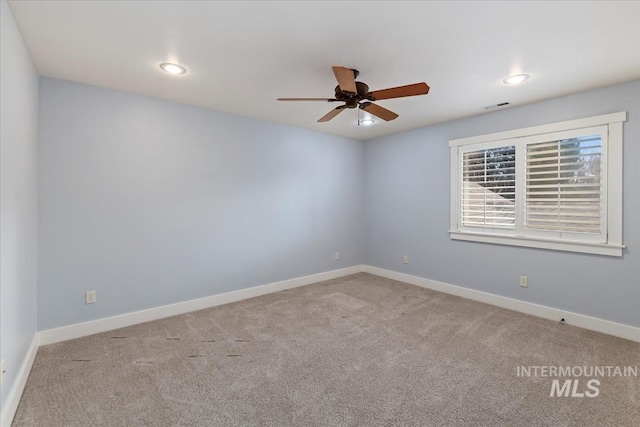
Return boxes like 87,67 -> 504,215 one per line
277,98 -> 337,101
332,66 -> 357,94
359,102 -> 399,121
369,82 -> 430,101
318,105 -> 347,122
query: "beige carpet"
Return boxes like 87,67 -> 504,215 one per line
12,273 -> 640,426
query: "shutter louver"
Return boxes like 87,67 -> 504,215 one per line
461,146 -> 516,229
525,135 -> 602,233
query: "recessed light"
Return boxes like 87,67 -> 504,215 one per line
159,63 -> 187,74
359,118 -> 375,126
503,74 -> 529,85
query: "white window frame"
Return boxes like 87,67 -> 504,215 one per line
449,112 -> 626,257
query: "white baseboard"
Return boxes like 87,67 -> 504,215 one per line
1,334 -> 39,427
39,265 -> 365,346
363,265 -> 640,343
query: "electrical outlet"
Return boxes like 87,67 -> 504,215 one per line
520,276 -> 528,288
85,290 -> 96,304
403,255 -> 409,264
334,252 -> 339,260
1,359 -> 5,385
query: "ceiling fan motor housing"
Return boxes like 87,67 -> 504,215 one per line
334,81 -> 371,108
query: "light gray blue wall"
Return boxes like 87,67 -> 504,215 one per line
0,0 -> 39,412
34,76 -> 640,331
37,78 -> 365,330
364,80 -> 640,328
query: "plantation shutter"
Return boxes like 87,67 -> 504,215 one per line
525,135 -> 602,233
461,146 -> 516,229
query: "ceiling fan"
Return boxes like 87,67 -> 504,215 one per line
277,66 -> 430,123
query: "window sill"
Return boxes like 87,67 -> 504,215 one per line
449,231 -> 624,257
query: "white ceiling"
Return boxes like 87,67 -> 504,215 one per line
9,1 -> 640,140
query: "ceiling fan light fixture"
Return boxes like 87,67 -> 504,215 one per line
359,118 -> 375,126
503,74 -> 529,85
159,62 -> 187,74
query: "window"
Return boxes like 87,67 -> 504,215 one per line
461,145 -> 516,229
450,112 -> 625,256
